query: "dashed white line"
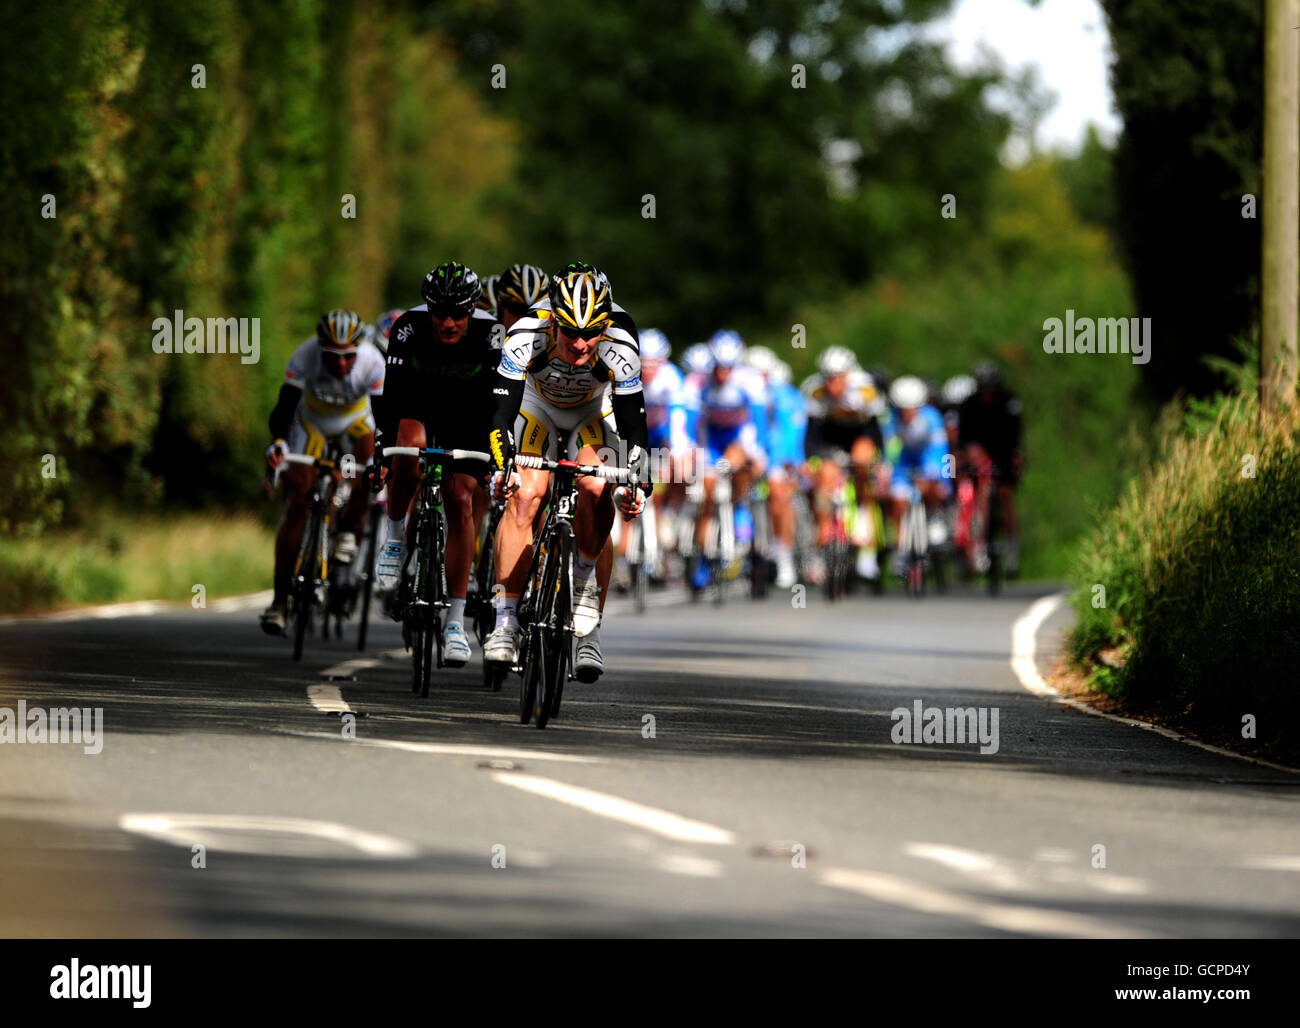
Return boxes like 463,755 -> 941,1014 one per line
119,812 -> 418,859
306,684 -> 352,714
489,772 -> 736,845
1242,855 -> 1300,872
276,730 -> 603,764
818,865 -> 1155,939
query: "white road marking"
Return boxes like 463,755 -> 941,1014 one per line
657,853 -> 725,878
306,684 -> 352,714
490,772 -> 736,845
118,812 -> 418,859
1010,593 -> 1299,774
1242,855 -> 1300,872
905,842 -> 1022,890
818,866 -> 1155,938
318,658 -> 377,680
274,729 -> 602,764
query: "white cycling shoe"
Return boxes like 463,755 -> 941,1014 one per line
375,537 -> 405,591
442,622 -> 471,667
574,633 -> 603,683
484,623 -> 520,666
333,532 -> 357,565
573,578 -> 602,638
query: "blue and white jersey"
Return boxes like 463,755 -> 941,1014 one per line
643,360 -> 690,452
893,403 -> 949,479
697,369 -> 767,462
767,380 -> 808,467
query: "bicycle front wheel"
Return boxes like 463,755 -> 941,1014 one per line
292,513 -> 322,662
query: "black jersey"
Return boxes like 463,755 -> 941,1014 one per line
376,305 -> 498,448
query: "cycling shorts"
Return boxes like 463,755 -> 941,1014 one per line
890,449 -> 952,501
289,404 -> 375,464
515,379 -> 621,463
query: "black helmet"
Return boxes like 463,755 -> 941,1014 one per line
421,261 -> 482,311
974,360 -> 1003,389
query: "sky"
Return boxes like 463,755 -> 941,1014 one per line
931,0 -> 1120,154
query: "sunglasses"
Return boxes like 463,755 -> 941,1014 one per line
322,348 -> 358,362
557,324 -> 605,341
429,303 -> 473,321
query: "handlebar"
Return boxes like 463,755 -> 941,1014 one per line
514,454 -> 635,484
382,446 -> 492,464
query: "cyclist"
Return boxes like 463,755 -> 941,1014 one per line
477,274 -> 500,319
940,373 -> 976,451
688,331 -> 767,589
741,345 -> 804,588
483,266 -> 651,682
373,261 -> 498,666
261,310 -> 385,635
957,360 -> 1023,577
495,263 -> 548,332
886,374 -> 952,578
372,309 -> 405,356
802,346 -> 888,582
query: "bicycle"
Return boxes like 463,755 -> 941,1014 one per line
381,445 -> 492,697
962,454 -> 1005,596
898,476 -> 930,599
277,446 -> 347,662
510,444 -> 634,728
624,489 -> 658,614
470,496 -> 506,689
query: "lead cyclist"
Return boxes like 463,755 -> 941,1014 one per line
483,265 -> 651,682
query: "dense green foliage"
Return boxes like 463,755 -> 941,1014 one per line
1101,0 -> 1263,400
1069,387 -> 1300,761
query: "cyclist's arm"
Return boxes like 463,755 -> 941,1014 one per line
804,414 -> 827,459
268,383 -> 301,441
488,370 -> 525,472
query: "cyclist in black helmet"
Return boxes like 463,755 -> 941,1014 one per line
371,261 -> 499,666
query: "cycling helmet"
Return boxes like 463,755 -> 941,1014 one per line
550,268 -> 613,332
422,260 -> 482,311
770,360 -> 793,386
974,360 -> 1003,389
682,342 -> 714,375
817,345 -> 858,378
477,275 -> 499,314
376,309 -> 404,340
317,309 -> 364,352
497,263 -> 548,313
708,330 -> 745,368
742,344 -> 781,377
889,374 -> 928,411
942,374 -> 977,408
640,328 -> 671,362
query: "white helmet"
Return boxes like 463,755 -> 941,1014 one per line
889,375 -> 928,411
682,342 -> 713,375
742,344 -> 781,377
770,360 -> 793,386
640,328 -> 671,362
817,345 -> 858,378
708,330 -> 745,368
942,374 -> 977,408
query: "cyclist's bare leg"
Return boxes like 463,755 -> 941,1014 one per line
388,419 -> 426,539
813,458 -> 841,546
768,473 -> 795,548
724,442 -> 756,501
340,431 -> 374,535
274,462 -> 315,590
444,472 -> 479,598
494,466 -> 550,598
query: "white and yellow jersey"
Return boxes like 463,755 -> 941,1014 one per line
284,337 -> 385,435
497,307 -> 641,409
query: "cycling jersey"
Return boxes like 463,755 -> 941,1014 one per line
490,306 -> 649,471
802,370 -> 884,458
957,388 -> 1023,480
276,337 -> 384,459
378,305 -> 499,471
766,380 -> 808,468
890,403 -> 951,499
643,360 -> 690,454
697,370 -> 766,466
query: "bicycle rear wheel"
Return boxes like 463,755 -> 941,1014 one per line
357,507 -> 379,651
536,532 -> 572,727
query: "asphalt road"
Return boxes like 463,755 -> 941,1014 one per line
1,583 -> 1297,938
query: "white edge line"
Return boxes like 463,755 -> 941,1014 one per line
0,589 -> 275,626
490,771 -> 736,845
1011,592 -> 1300,775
